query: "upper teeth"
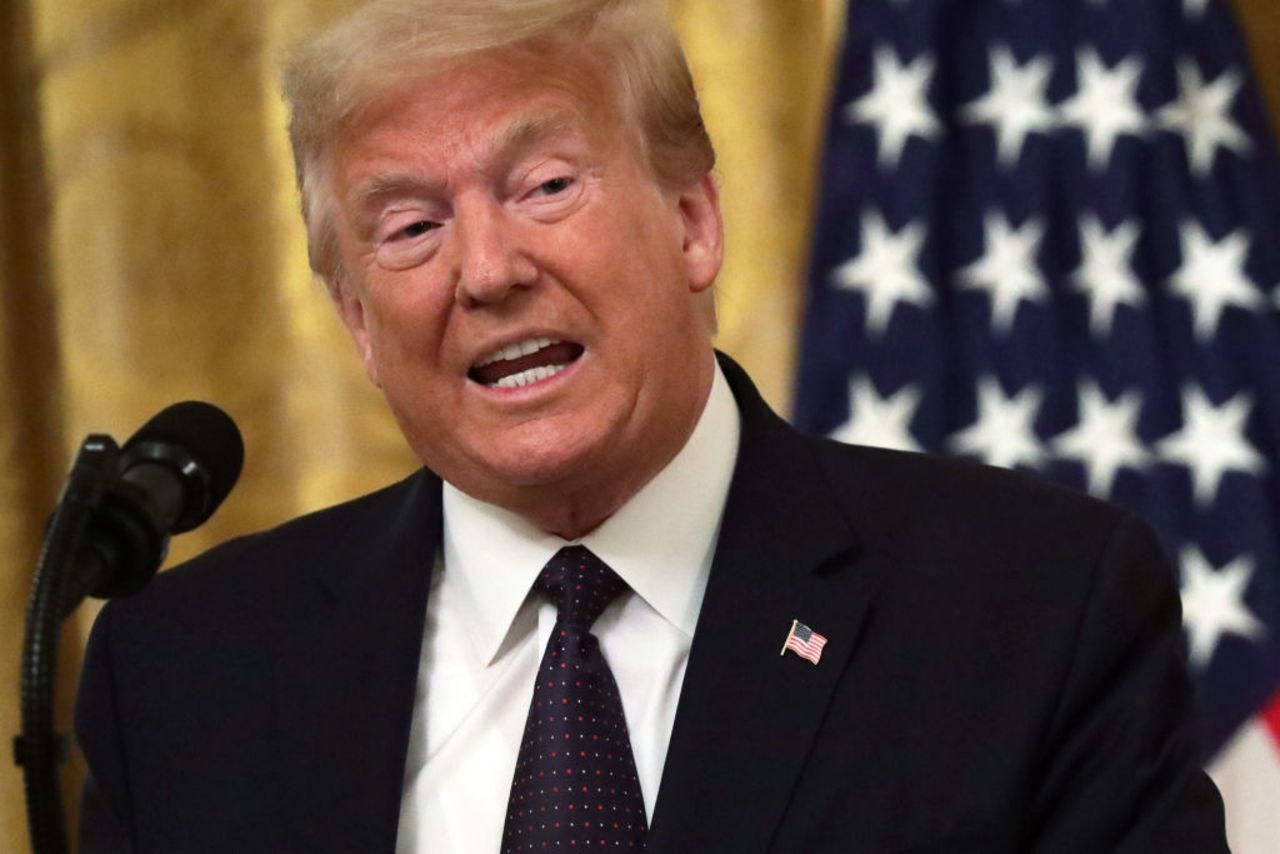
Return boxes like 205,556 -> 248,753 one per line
475,337 -> 559,367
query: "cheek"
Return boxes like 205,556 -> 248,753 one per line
362,275 -> 454,367
571,210 -> 686,305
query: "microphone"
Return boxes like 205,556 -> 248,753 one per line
16,403 -> 242,851
62,401 -> 244,614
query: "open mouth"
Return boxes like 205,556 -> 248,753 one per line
468,337 -> 585,389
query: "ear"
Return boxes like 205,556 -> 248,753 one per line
328,278 -> 382,387
677,173 -> 724,293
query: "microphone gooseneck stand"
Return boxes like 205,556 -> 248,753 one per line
14,399 -> 244,854
16,435 -> 120,854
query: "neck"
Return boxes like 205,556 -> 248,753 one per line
521,484 -> 639,541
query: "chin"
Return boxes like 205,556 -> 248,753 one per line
484,431 -> 610,489
426,416 -> 621,496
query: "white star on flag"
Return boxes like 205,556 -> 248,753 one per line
957,212 -> 1048,333
1057,48 -> 1147,170
831,211 -> 931,334
1184,0 -> 1209,17
1180,546 -> 1265,669
950,377 -> 1046,470
1156,385 -> 1265,507
830,376 -> 923,452
844,45 -> 941,169
1157,59 -> 1251,176
1072,215 -> 1146,336
962,45 -> 1056,168
1168,221 -> 1263,341
1051,381 -> 1150,497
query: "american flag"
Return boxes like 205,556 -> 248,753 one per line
792,0 -> 1280,849
782,620 -> 830,666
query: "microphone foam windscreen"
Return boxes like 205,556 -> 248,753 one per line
123,401 -> 245,509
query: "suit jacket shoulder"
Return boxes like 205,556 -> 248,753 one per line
118,468 -> 437,610
809,436 -> 1153,604
76,469 -> 442,852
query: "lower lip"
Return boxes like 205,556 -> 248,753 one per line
470,353 -> 584,399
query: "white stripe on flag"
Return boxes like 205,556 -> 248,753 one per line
1208,716 -> 1280,854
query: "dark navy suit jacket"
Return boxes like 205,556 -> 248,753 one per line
76,357 -> 1228,852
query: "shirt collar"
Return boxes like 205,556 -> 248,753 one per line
442,358 -> 741,665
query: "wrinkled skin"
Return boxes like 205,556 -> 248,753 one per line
327,45 -> 723,538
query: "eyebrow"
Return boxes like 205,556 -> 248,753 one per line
494,113 -> 575,159
344,176 -> 429,241
349,112 -> 579,213
350,172 -> 437,213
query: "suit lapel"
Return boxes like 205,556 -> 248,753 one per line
270,471 -> 442,852
648,357 -> 886,852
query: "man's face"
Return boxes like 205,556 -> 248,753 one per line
328,46 -> 722,525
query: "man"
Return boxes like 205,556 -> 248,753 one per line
76,0 -> 1229,851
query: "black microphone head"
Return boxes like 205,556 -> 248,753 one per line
121,401 -> 244,531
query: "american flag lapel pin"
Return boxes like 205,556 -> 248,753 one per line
781,619 -> 829,665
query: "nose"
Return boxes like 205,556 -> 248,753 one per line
453,197 -> 537,308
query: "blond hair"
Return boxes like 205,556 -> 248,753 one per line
281,0 -> 716,289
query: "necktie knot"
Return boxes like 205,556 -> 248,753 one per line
534,545 -> 627,629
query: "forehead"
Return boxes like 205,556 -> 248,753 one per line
334,47 -> 629,180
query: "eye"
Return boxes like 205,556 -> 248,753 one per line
394,220 -> 438,240
375,213 -> 442,270
534,176 -> 573,196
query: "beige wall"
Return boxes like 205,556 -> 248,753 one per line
1235,1 -> 1280,142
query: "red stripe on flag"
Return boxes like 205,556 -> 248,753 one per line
1261,689 -> 1280,750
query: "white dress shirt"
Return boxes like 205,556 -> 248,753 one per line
395,361 -> 741,853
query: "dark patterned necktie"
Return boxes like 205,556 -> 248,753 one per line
501,545 -> 648,852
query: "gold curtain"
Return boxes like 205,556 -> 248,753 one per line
1,0 -> 1276,849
